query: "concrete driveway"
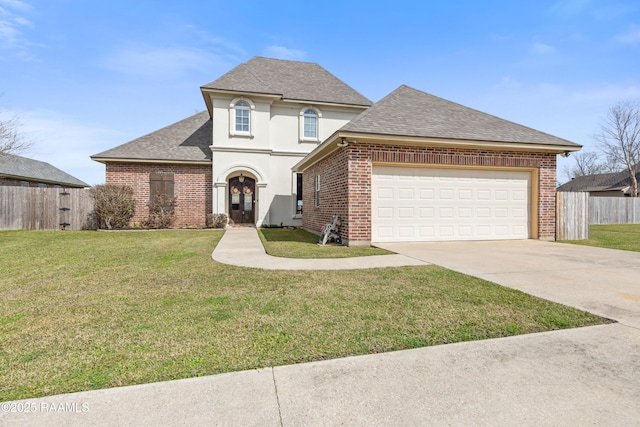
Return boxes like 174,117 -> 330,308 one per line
376,239 -> 640,328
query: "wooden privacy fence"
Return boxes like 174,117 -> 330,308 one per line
556,192 -> 589,240
589,197 -> 640,225
0,187 -> 95,230
557,192 -> 640,240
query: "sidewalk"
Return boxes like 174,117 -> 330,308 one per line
211,227 -> 426,269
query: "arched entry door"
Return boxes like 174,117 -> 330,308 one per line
228,176 -> 255,224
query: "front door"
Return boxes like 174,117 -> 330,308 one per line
229,176 -> 255,224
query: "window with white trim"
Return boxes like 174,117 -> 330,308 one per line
235,102 -> 250,132
229,98 -> 255,137
299,107 -> 321,142
314,174 -> 320,207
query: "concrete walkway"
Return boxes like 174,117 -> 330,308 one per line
3,237 -> 640,426
211,227 -> 426,269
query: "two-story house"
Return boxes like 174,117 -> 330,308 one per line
91,57 -> 372,227
93,56 -> 581,243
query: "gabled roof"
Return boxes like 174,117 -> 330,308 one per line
557,164 -> 640,194
340,85 -> 581,147
294,85 -> 581,172
91,111 -> 212,163
201,57 -> 372,107
0,154 -> 88,187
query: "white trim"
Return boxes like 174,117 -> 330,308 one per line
216,163 -> 266,184
299,106 -> 322,142
229,97 -> 255,138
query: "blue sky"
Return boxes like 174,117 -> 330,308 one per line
1,0 -> 639,185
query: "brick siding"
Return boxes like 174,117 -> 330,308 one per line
106,163 -> 212,227
303,143 -> 557,245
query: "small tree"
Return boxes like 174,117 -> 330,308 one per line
562,150 -> 606,181
0,112 -> 31,156
596,101 -> 640,196
90,185 -> 136,229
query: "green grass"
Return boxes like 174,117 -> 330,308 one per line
258,228 -> 392,258
0,230 -> 608,401
560,224 -> 640,252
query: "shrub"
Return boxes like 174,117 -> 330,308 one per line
145,194 -> 176,229
206,213 -> 228,229
90,185 -> 136,230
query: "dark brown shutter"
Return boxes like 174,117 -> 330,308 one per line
150,172 -> 174,201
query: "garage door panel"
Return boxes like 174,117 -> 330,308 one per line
420,207 -> 435,218
372,166 -> 531,242
377,207 -> 394,219
377,187 -> 394,199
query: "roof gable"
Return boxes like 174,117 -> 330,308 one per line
91,111 -> 212,163
0,154 -> 88,187
340,85 -> 580,147
201,57 -> 372,106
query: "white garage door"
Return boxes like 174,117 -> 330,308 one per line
372,166 -> 531,242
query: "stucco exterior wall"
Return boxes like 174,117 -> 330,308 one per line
106,162 -> 212,227
208,93 -> 367,226
302,143 -> 557,246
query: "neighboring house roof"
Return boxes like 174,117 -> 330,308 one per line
294,85 -> 581,172
340,85 -> 581,147
91,111 -> 212,163
0,154 -> 88,187
201,56 -> 372,107
557,165 -> 640,194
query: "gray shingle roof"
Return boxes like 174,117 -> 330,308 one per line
340,85 -> 581,147
201,57 -> 372,106
0,154 -> 88,187
557,165 -> 640,193
91,111 -> 212,162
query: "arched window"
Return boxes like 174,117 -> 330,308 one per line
229,98 -> 255,137
299,107 -> 322,142
235,101 -> 250,133
304,109 -> 317,138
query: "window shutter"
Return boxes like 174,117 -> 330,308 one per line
150,172 -> 175,200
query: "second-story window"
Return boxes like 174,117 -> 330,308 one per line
230,98 -> 255,137
235,101 -> 250,133
303,109 -> 318,139
299,107 -> 321,142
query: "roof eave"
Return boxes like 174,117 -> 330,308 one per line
90,156 -> 212,165
0,173 -> 87,188
200,87 -> 371,109
293,132 -> 582,172
200,87 -> 282,100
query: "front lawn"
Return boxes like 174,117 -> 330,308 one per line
560,224 -> 640,252
258,228 -> 392,258
0,230 -> 608,401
